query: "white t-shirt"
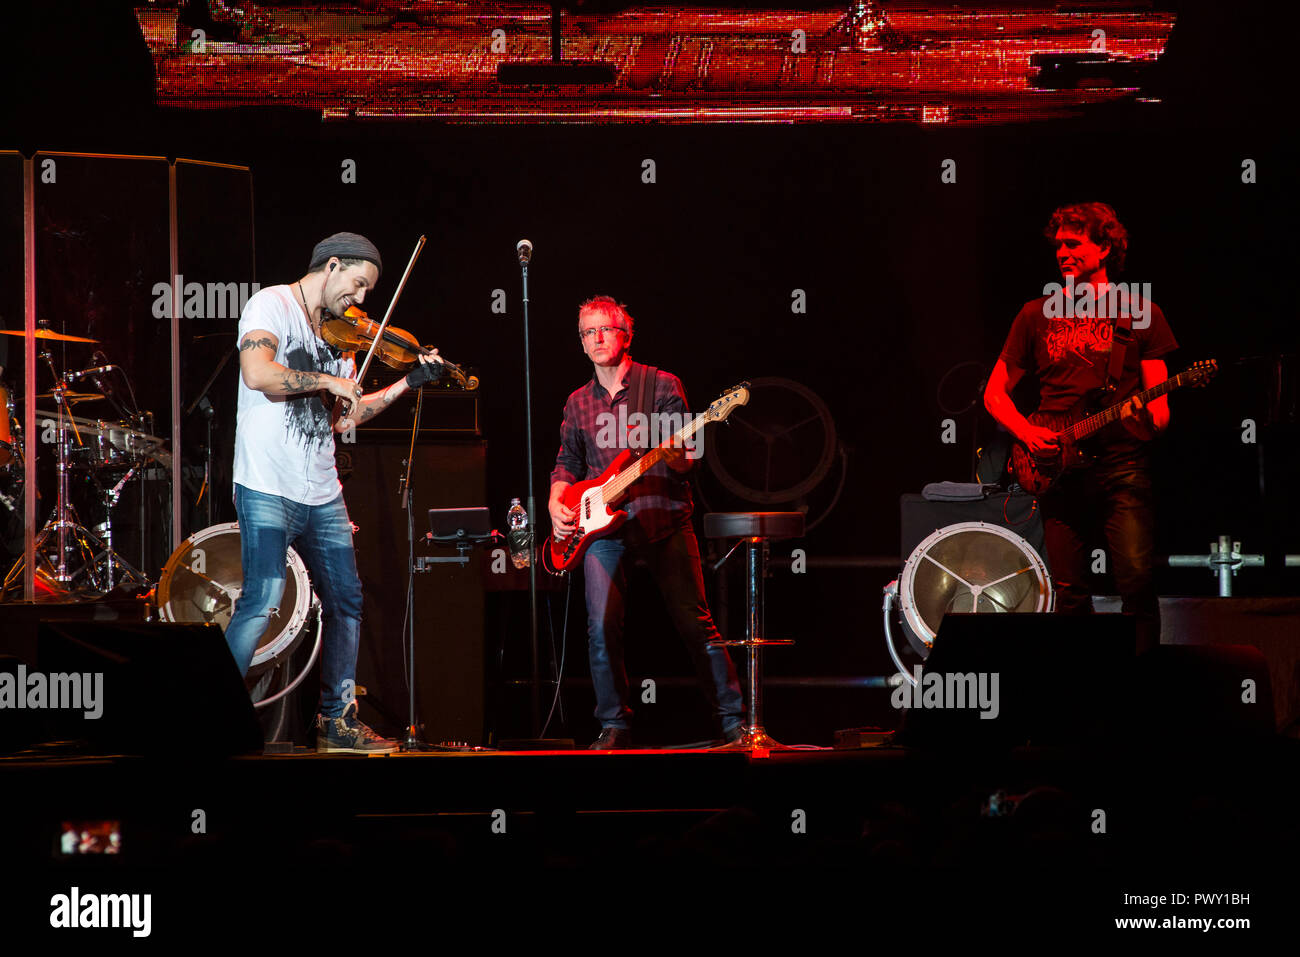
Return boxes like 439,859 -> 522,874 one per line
233,284 -> 355,506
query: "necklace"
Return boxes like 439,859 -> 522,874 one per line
298,281 -> 319,336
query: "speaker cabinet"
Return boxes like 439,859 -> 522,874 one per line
1132,643 -> 1275,739
900,613 -> 1275,749
901,490 -> 1045,568
337,437 -> 487,744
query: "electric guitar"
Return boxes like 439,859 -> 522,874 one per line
1009,359 -> 1217,495
547,383 -> 750,572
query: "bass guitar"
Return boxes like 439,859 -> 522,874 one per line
548,383 -> 750,572
1009,359 -> 1217,494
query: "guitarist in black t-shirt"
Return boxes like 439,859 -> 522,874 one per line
984,203 -> 1178,654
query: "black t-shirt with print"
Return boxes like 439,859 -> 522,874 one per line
999,294 -> 1178,461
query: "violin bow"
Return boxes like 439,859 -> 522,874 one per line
354,234 -> 427,385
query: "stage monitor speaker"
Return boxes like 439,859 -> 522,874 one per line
898,613 -> 1134,750
8,620 -> 264,756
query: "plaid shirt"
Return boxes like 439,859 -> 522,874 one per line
550,361 -> 695,545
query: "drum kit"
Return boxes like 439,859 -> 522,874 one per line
3,324 -> 321,709
1,324 -> 169,598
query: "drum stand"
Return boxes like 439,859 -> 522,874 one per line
3,362 -> 148,598
88,462 -> 151,592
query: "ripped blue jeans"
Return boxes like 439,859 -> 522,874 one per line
225,484 -> 363,718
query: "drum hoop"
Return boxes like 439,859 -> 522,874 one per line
899,521 -> 1053,646
158,522 -> 316,673
157,520 -> 240,615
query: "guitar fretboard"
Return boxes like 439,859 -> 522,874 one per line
604,411 -> 712,501
1063,367 -> 1205,441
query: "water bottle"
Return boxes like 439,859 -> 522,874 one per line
507,497 -> 531,569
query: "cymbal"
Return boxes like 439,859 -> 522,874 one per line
0,329 -> 100,343
33,391 -> 105,402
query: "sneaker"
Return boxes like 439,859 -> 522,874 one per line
588,727 -> 634,750
316,700 -> 398,754
703,723 -> 749,748
723,722 -> 748,744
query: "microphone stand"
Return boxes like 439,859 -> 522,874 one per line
400,383 -> 430,751
196,396 -> 215,530
186,346 -> 238,533
519,245 -> 541,735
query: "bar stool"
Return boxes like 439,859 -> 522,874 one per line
704,511 -> 805,750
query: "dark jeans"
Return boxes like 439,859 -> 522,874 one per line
583,526 -> 745,734
1041,462 -> 1159,654
226,484 -> 364,718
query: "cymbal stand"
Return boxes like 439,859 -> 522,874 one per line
4,351 -> 92,592
47,351 -> 82,585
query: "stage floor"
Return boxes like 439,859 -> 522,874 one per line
4,736 -> 1295,930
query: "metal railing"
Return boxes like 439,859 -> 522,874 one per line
766,536 -> 1299,597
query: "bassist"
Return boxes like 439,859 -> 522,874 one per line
983,203 -> 1178,654
548,296 -> 745,748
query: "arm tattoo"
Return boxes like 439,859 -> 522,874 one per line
280,369 -> 323,393
239,336 -> 276,353
354,384 -> 401,424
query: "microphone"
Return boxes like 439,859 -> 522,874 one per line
516,239 -> 533,266
89,351 -> 117,404
66,364 -> 117,380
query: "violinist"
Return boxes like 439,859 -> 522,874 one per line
228,232 -> 444,753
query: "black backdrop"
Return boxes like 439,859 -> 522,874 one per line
227,117 -> 1294,581
235,118 -> 1297,740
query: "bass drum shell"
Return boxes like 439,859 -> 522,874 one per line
156,521 -> 316,678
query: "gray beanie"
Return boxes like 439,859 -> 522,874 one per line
309,232 -> 382,278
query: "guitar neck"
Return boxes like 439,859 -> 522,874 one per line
1065,370 -> 1194,441
605,413 -> 708,500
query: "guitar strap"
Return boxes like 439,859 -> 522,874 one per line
1105,311 -> 1134,393
626,362 -> 658,458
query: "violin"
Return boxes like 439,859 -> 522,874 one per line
320,305 -> 478,391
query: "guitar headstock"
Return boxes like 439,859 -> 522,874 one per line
706,382 -> 751,420
1186,359 -> 1218,387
